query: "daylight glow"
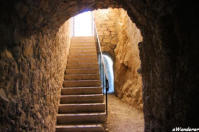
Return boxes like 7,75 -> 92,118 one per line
103,55 -> 114,93
73,11 -> 93,36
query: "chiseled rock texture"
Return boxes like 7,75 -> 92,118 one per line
114,9 -> 143,110
93,9 -> 119,57
0,18 -> 71,131
0,0 -> 198,132
94,8 -> 143,110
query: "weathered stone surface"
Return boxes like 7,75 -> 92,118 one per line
0,19 -> 71,131
94,8 -> 143,110
0,0 -> 198,132
93,8 -> 119,57
115,9 -> 143,110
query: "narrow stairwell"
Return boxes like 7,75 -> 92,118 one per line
56,37 -> 106,132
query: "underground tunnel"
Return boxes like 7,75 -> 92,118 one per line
0,0 -> 199,132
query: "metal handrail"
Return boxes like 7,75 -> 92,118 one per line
92,14 -> 109,115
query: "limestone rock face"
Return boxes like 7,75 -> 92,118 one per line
93,9 -> 119,57
94,9 -> 143,110
0,0 -> 198,131
0,20 -> 71,131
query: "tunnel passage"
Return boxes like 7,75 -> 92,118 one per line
94,8 -> 143,110
102,53 -> 114,93
0,0 -> 199,132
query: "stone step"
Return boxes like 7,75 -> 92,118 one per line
71,37 -> 95,43
56,124 -> 104,132
68,56 -> 97,61
65,69 -> 99,74
70,43 -> 96,47
70,49 -> 96,53
61,87 -> 102,95
70,45 -> 96,48
70,45 -> 96,49
66,63 -> 99,69
63,80 -> 101,87
57,112 -> 106,125
69,52 -> 97,56
56,37 -> 105,132
58,103 -> 105,113
67,60 -> 98,64
64,74 -> 99,80
60,94 -> 103,104
69,51 -> 96,55
67,58 -> 98,64
71,41 -> 96,44
70,47 -> 96,51
67,62 -> 98,66
70,46 -> 96,49
71,40 -> 95,43
68,55 -> 97,60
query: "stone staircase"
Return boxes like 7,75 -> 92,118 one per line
56,37 -> 106,132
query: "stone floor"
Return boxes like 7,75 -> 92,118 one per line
106,94 -> 144,132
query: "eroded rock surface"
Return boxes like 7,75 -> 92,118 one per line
0,20 -> 72,131
0,0 -> 198,131
94,8 -> 143,110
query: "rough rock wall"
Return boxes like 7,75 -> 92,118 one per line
136,2 -> 199,130
0,0 -> 199,132
94,8 -> 143,110
0,19 -> 71,131
93,9 -> 119,57
114,9 -> 143,110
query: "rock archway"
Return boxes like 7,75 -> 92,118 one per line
0,0 -> 198,131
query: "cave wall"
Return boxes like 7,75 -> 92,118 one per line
93,9 -> 119,57
94,8 -> 143,110
0,17 -> 72,131
0,0 -> 198,132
